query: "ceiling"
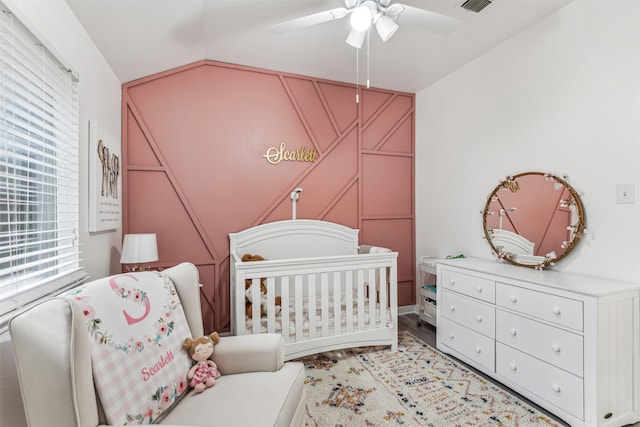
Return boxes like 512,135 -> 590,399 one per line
65,0 -> 572,93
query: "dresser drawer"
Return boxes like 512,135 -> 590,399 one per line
438,317 -> 495,372
496,309 -> 583,377
441,290 -> 495,338
496,282 -> 583,331
440,269 -> 495,303
496,343 -> 583,420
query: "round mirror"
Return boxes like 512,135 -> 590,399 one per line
482,172 -> 586,269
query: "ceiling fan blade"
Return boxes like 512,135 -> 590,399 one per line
398,5 -> 461,35
270,8 -> 349,34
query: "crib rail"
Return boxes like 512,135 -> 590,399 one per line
232,252 -> 398,359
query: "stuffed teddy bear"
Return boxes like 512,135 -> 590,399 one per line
242,253 -> 282,318
182,332 -> 221,393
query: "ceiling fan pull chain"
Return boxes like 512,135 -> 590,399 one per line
366,27 -> 371,88
355,43 -> 360,104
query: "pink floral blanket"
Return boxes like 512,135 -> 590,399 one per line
67,271 -> 193,424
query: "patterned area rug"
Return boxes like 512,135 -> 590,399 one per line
299,330 -> 563,426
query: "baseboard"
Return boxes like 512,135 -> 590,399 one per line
398,305 -> 418,315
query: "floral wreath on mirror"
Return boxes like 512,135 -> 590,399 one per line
482,172 -> 587,270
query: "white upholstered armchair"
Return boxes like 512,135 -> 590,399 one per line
9,262 -> 306,427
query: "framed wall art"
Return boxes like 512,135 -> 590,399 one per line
89,119 -> 121,232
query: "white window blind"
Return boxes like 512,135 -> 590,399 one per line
0,2 -> 86,317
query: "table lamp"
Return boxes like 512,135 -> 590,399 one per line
120,233 -> 158,272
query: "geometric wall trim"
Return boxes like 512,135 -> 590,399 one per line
122,60 -> 415,332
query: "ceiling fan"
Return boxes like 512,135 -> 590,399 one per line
269,0 -> 461,48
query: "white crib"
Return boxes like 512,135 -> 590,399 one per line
229,219 -> 398,360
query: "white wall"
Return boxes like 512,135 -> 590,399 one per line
416,0 -> 640,284
0,1 -> 121,426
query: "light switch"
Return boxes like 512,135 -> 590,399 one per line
617,184 -> 635,204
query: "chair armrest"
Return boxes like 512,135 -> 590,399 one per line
213,334 -> 284,375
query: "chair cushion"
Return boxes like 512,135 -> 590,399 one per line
66,271 -> 193,424
159,361 -> 306,427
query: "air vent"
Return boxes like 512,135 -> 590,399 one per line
461,0 -> 492,13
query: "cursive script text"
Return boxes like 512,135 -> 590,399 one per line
141,350 -> 175,381
263,143 -> 318,165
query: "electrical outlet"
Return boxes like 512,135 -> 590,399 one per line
617,184 -> 635,204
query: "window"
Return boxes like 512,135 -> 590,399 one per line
0,2 -> 86,318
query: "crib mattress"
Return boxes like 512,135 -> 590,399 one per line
245,297 -> 393,336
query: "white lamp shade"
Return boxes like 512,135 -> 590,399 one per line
346,29 -> 367,48
350,4 -> 372,32
375,15 -> 398,42
120,233 -> 159,264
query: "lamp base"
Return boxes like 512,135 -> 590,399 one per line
124,264 -> 153,272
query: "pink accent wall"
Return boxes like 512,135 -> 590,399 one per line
122,60 -> 415,333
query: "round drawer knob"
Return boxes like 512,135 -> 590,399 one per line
552,384 -> 561,393
476,286 -> 483,293
449,333 -> 455,340
509,363 -> 517,371
449,279 -> 455,286
476,315 -> 483,323
552,343 -> 561,352
552,306 -> 562,315
509,328 -> 517,336
510,296 -> 518,303
475,346 -> 482,354
449,305 -> 456,312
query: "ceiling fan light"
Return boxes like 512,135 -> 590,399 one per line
350,4 -> 373,32
346,29 -> 367,48
375,15 -> 398,42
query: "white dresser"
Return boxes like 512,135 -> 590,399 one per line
436,258 -> 640,427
